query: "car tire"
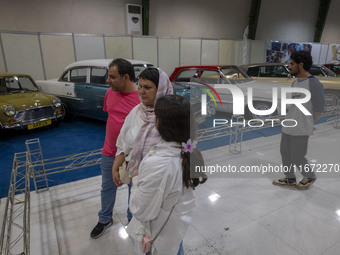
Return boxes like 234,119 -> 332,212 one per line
245,101 -> 277,120
61,104 -> 74,121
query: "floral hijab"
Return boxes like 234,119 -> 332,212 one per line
128,68 -> 173,176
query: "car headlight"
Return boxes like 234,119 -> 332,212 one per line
53,98 -> 62,108
4,105 -> 16,116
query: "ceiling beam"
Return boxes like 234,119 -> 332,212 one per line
314,0 -> 331,42
142,0 -> 150,36
248,0 -> 262,40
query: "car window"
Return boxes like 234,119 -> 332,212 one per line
309,66 -> 324,76
90,68 -> 108,85
246,67 -> 259,77
60,71 -> 69,82
199,70 -> 226,84
134,64 -> 153,82
320,66 -> 336,77
174,69 -> 198,82
70,68 -> 87,83
18,77 -> 39,91
0,76 -> 38,93
220,66 -> 248,79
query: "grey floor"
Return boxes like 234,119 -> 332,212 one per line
1,121 -> 340,255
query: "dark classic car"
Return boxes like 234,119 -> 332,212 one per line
0,73 -> 64,137
240,63 -> 340,108
323,63 -> 340,76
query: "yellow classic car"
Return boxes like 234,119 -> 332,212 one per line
0,73 -> 64,137
240,63 -> 340,108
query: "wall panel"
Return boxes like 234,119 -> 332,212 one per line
180,39 -> 201,66
74,35 -> 105,61
1,33 -> 44,80
158,37 -> 180,75
132,37 -> 158,66
105,36 -> 133,60
0,35 -> 6,73
250,40 -> 266,64
201,40 -> 219,65
40,34 -> 75,79
219,40 -> 235,65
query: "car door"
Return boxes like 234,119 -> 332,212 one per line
74,67 -> 109,121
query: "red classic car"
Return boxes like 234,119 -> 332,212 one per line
169,65 -> 289,119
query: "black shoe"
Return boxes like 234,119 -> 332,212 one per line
90,219 -> 113,239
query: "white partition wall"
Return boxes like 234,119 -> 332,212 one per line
201,39 -> 219,65
0,37 -> 5,73
1,33 -> 44,80
320,44 -> 331,64
132,37 -> 158,66
158,37 -> 180,75
0,31 -> 336,80
250,40 -> 266,64
105,36 -> 133,60
40,34 -> 75,79
74,34 -> 105,61
219,40 -> 236,65
180,38 -> 201,66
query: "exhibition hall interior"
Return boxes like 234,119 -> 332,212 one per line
1,0 -> 340,254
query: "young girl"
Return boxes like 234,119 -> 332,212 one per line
127,95 -> 207,255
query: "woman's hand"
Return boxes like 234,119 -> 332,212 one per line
142,234 -> 152,253
131,170 -> 139,178
112,170 -> 123,187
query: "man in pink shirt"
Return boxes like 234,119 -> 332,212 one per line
90,58 -> 140,239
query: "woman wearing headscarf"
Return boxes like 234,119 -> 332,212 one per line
112,67 -> 174,220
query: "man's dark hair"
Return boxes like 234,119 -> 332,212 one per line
139,67 -> 159,88
290,50 -> 313,71
109,58 -> 135,81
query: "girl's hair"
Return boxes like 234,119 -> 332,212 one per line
155,95 -> 207,189
139,67 -> 159,88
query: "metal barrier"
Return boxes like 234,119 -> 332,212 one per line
0,139 -> 102,255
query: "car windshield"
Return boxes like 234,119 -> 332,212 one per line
134,64 -> 154,82
220,66 -> 252,84
320,66 -> 336,77
309,66 -> 336,77
0,76 -> 39,95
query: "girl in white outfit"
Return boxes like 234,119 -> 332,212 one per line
127,95 -> 207,255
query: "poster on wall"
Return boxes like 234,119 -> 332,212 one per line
326,44 -> 340,63
266,41 -> 312,63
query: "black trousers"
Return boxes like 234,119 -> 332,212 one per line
280,133 -> 316,179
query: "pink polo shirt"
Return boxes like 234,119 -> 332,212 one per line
102,88 -> 140,157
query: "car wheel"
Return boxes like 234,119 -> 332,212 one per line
324,91 -> 339,110
62,104 -> 74,121
245,101 -> 277,120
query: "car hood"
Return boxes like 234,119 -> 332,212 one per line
0,91 -> 56,110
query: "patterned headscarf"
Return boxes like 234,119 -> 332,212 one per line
128,68 -> 173,176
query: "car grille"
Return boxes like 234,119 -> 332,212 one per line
15,106 -> 55,122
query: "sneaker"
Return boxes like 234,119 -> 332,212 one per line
296,178 -> 316,190
272,178 -> 296,188
90,219 -> 113,239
